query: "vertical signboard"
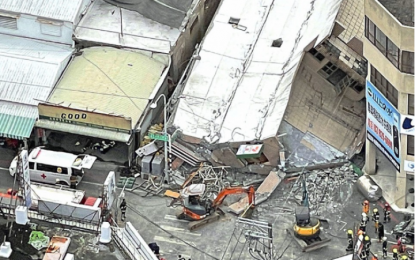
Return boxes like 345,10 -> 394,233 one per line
401,115 -> 414,136
20,150 -> 32,208
366,80 -> 401,171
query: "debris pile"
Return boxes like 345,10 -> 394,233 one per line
289,163 -> 356,226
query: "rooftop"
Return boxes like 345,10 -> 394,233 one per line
0,34 -> 73,139
48,47 -> 167,128
0,0 -> 91,23
171,0 -> 343,144
74,0 -> 182,53
104,0 -> 193,29
378,0 -> 414,27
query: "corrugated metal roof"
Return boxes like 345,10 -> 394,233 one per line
0,34 -> 73,139
48,47 -> 166,128
74,0 -> 180,53
0,102 -> 37,139
0,0 -> 89,23
171,0 -> 342,144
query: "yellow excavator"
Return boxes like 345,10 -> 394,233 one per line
287,173 -> 330,252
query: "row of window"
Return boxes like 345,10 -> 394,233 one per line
365,16 -> 414,74
370,65 -> 399,107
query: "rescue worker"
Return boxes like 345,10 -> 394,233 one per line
70,176 -> 77,189
371,253 -> 379,260
372,208 -> 380,222
364,235 -> 371,256
360,249 -> 368,260
363,200 -> 370,216
374,219 -> 379,234
120,199 -> 127,221
378,222 -> 384,242
346,229 -> 354,251
384,203 -> 391,223
382,237 -> 388,258
392,248 -> 398,260
360,214 -> 368,232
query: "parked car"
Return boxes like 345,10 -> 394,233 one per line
393,218 -> 414,244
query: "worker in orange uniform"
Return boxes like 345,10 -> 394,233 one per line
363,200 -> 370,216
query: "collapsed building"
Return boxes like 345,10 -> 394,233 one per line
167,0 -> 367,174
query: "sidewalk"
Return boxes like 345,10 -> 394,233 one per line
366,149 -> 414,214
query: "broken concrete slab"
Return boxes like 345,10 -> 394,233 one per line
212,147 -> 245,168
228,171 -> 286,214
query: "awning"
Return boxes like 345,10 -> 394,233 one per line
35,120 -> 132,143
0,113 -> 36,140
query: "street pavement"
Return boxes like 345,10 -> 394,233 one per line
0,146 -> 410,260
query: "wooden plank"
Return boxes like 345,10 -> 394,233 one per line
164,190 -> 180,199
228,171 -> 285,214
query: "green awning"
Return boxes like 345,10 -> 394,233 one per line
0,113 -> 36,140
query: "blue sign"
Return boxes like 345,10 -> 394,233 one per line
366,80 -> 401,170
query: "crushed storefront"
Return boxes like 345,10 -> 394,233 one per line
35,47 -> 169,165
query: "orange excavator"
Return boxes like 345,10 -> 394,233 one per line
176,184 -> 255,230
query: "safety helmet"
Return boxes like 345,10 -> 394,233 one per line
393,248 -> 398,253
402,255 -> 408,260
363,216 -> 368,221
373,208 -> 378,213
347,230 -> 353,235
385,203 -> 389,207
365,236 -> 370,241
362,212 -> 367,218
382,236 -> 387,241
364,200 -> 369,205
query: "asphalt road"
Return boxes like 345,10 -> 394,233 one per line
0,155 -> 409,260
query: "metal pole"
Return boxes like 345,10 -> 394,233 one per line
161,94 -> 169,184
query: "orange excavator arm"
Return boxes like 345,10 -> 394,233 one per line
211,186 -> 255,208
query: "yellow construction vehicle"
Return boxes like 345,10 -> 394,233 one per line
287,173 -> 330,252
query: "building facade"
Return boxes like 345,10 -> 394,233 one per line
363,0 -> 414,208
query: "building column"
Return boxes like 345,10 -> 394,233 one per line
364,138 -> 377,174
395,134 -> 408,208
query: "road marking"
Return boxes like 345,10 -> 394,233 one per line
160,225 -> 201,236
154,235 -> 196,247
0,167 -> 9,171
164,214 -> 189,223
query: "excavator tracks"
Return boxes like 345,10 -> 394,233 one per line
188,212 -> 221,231
286,228 -> 331,252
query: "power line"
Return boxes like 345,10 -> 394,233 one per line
126,205 -> 220,260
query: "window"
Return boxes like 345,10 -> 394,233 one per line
36,163 -> 68,174
401,51 -> 414,74
319,62 -> 338,77
0,15 -> 17,30
386,39 -> 399,67
409,94 -> 414,115
375,27 -> 387,55
365,16 -> 402,70
309,48 -> 325,61
408,135 -> 414,156
338,75 -> 364,93
365,17 -> 376,43
370,65 -> 399,107
29,162 -> 35,170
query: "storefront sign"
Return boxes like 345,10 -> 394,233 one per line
404,160 -> 414,172
20,150 -> 31,208
236,144 -> 264,159
401,115 -> 414,136
38,103 -> 132,133
366,81 -> 401,171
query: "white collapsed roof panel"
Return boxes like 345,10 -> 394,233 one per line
172,0 -> 342,144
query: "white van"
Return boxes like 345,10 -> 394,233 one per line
9,147 -> 97,187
